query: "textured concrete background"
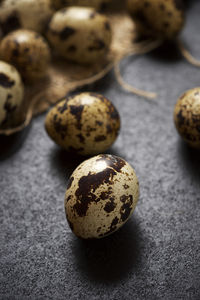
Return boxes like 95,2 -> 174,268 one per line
0,1 -> 200,299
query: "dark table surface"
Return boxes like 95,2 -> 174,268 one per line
1,1 -> 200,299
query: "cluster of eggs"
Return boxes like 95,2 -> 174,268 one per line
45,92 -> 141,239
0,0 -> 112,128
0,0 -> 199,239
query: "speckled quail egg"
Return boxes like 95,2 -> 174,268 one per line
47,6 -> 111,64
51,0 -> 111,10
174,87 -> 200,149
0,29 -> 51,81
0,60 -> 24,128
45,92 -> 120,155
127,0 -> 185,40
65,154 -> 140,239
0,0 -> 54,35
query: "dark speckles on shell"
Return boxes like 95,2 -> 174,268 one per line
53,116 -> 67,139
94,135 -> 106,142
100,216 -> 119,237
173,0 -> 184,11
120,195 -> 133,222
104,199 -> 116,213
0,73 -> 15,88
2,94 -> 17,125
77,133 -> 85,143
59,26 -> 76,40
123,184 -> 129,190
57,101 -> 68,114
67,176 -> 74,189
69,105 -> 84,130
88,39 -> 105,51
0,13 -> 21,35
73,166 -> 117,217
72,155 -> 125,217
177,109 -> 185,126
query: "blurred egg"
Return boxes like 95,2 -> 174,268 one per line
127,0 -> 185,39
0,60 -> 24,128
47,6 -> 111,64
0,0 -> 53,35
51,0 -> 112,10
0,29 -> 51,81
45,92 -> 120,156
174,87 -> 200,149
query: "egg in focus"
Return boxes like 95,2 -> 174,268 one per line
65,154 -> 140,239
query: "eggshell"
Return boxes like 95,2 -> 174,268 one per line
51,0 -> 111,10
47,6 -> 111,64
0,0 -> 53,35
45,92 -> 120,155
127,0 -> 185,39
0,60 -> 24,127
174,87 -> 200,149
65,154 -> 139,239
0,29 -> 51,81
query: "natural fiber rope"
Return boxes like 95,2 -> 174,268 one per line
113,39 -> 162,99
177,39 -> 200,67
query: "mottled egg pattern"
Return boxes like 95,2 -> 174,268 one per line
51,0 -> 111,10
0,0 -> 53,35
127,0 -> 185,39
0,29 -> 51,81
45,92 -> 120,155
65,154 -> 139,239
47,7 -> 111,64
174,88 -> 200,149
0,60 -> 24,128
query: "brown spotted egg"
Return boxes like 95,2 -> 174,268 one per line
47,6 -> 111,64
0,60 -> 24,128
127,0 -> 185,39
65,154 -> 140,239
45,92 -> 120,155
0,0 -> 53,35
0,29 -> 51,81
51,0 -> 111,10
174,87 -> 200,149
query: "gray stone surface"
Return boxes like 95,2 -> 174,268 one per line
0,1 -> 200,299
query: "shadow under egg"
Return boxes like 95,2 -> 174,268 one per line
71,215 -> 143,284
0,125 -> 31,161
176,139 -> 200,183
49,147 -> 85,185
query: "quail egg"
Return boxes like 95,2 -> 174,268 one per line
65,154 -> 139,239
127,0 -> 185,40
47,6 -> 111,64
0,0 -> 54,35
45,92 -> 120,155
0,29 -> 51,81
51,0 -> 111,10
0,60 -> 24,128
174,87 -> 200,149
